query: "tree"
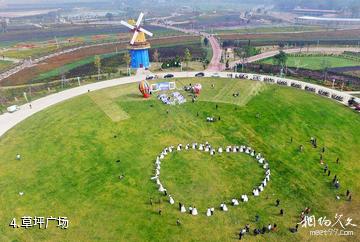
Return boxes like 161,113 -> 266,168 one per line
273,51 -> 288,76
203,37 -> 209,46
105,13 -> 114,21
320,59 -> 332,83
202,58 -> 209,70
94,55 -> 101,80
235,47 -> 249,72
153,49 -> 160,63
184,48 -> 192,68
273,51 -> 288,67
122,52 -> 131,76
225,59 -> 230,70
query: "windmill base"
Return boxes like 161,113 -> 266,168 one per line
130,49 -> 150,69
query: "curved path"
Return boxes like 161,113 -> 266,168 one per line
150,23 -> 224,71
1,71 -> 359,138
206,35 -> 224,71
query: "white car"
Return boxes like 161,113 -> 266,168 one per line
7,105 -> 19,113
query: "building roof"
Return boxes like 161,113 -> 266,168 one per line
297,16 -> 360,22
293,8 -> 338,14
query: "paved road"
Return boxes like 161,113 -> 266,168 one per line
0,71 -> 196,138
1,71 -> 358,138
206,35 -> 224,72
150,23 -> 224,71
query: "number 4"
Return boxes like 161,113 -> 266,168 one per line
9,218 -> 17,228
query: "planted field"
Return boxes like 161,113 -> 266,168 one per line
150,43 -> 207,61
0,36 -> 200,86
213,25 -> 324,34
219,28 -> 360,42
0,60 -> 13,71
259,55 -> 360,70
0,78 -> 359,241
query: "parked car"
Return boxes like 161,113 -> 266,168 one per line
164,74 -> 174,78
146,74 -> 156,80
195,72 -> 205,77
7,105 -> 19,113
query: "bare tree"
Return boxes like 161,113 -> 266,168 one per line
153,49 -> 160,63
122,52 -> 131,76
94,55 -> 101,81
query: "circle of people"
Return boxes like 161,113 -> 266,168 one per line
150,142 -> 271,217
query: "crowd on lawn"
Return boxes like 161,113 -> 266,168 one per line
158,92 -> 186,105
150,142 -> 271,217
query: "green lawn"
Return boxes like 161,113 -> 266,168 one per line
0,60 -> 13,71
2,46 -> 59,59
0,78 -> 359,241
260,55 -> 360,70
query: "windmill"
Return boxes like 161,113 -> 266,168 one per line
121,12 -> 153,69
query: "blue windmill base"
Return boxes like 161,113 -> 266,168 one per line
130,49 -> 150,69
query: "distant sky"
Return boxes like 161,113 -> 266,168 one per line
1,0 -> 105,3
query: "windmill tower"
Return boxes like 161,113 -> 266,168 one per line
121,13 -> 153,69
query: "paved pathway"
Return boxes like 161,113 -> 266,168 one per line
206,35 -> 224,71
150,23 -> 224,71
1,71 -> 359,138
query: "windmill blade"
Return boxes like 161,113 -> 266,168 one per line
130,31 -> 139,45
120,20 -> 135,30
139,27 -> 153,37
136,12 -> 144,27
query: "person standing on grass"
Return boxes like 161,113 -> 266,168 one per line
323,164 -> 328,173
272,223 -> 277,232
275,199 -> 280,207
245,224 -> 250,233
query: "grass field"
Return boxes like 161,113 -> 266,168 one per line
0,60 -> 13,71
0,78 -> 359,241
260,55 -> 360,70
